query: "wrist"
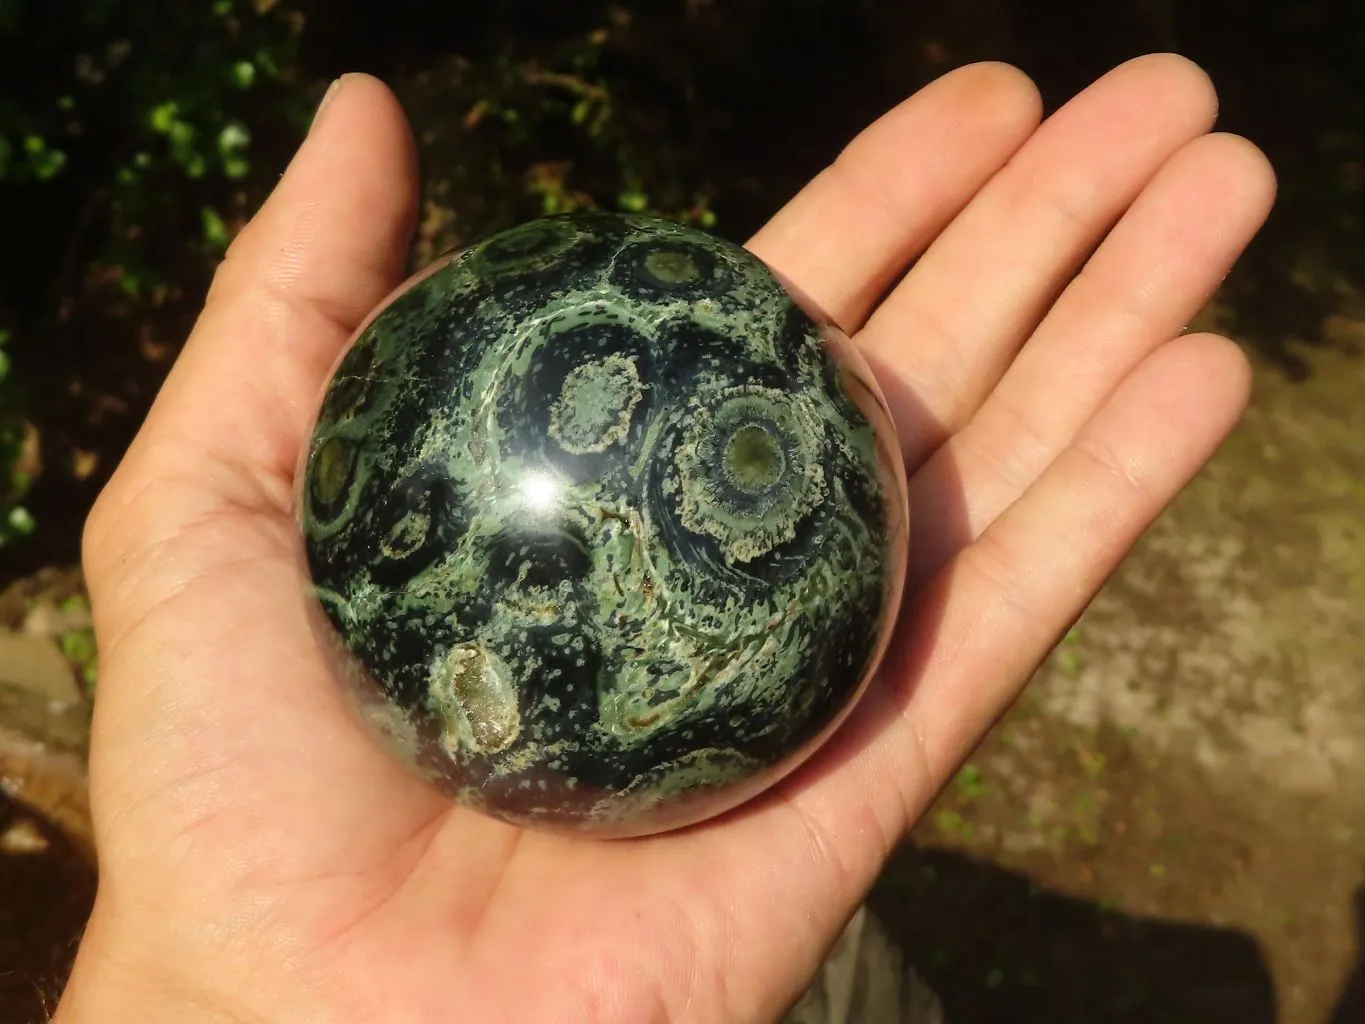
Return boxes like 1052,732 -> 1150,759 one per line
52,903 -> 246,1024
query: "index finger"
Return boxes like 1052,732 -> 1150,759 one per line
747,62 -> 1041,333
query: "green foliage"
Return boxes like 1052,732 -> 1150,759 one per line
57,594 -> 100,693
1,2 -> 270,177
0,0 -> 307,271
416,29 -> 717,247
954,763 -> 990,803
0,0 -> 310,550
0,324 -> 33,550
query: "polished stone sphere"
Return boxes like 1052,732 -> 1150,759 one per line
298,212 -> 907,837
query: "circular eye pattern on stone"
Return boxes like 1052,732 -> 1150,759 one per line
475,218 -> 583,274
307,435 -> 360,524
511,317 -> 656,480
722,424 -> 787,493
674,385 -> 827,564
428,643 -> 521,758
549,354 -> 644,455
613,240 -> 728,298
643,248 -> 701,285
366,469 -> 466,587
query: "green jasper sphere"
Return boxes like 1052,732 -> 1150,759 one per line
298,212 -> 908,837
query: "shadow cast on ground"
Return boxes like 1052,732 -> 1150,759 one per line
873,845 -> 1279,1022
0,791 -> 95,1024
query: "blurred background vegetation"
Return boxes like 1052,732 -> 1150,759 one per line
1,1 -> 1363,1022
0,0 -> 1361,569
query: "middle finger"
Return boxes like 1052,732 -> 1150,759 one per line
858,53 -> 1219,465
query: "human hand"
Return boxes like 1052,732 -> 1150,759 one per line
56,56 -> 1273,1023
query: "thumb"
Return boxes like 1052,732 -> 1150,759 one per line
85,74 -> 419,617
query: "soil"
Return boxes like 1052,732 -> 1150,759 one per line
0,790 -> 93,1022
880,313 -> 1365,1022
0,570 -> 95,1023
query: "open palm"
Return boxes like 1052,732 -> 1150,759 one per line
58,58 -> 1273,1023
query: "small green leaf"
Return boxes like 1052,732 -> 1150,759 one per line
23,134 -> 44,155
255,48 -> 281,78
231,60 -> 256,89
60,630 -> 97,665
6,506 -> 34,534
213,0 -> 233,14
201,206 -> 230,249
57,95 -> 76,112
168,120 -> 195,149
617,189 -> 648,212
218,122 -> 250,155
150,101 -> 179,134
58,594 -> 90,615
31,146 -> 66,180
954,763 -> 989,801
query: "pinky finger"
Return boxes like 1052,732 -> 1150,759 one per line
894,332 -> 1251,789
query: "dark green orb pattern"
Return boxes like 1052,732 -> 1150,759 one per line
299,212 -> 906,836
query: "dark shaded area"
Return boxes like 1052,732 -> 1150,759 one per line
874,845 -> 1281,1022
0,791 -> 95,1024
3,0 -> 1362,581
300,0 -> 978,238
1009,0 -> 1365,380
300,0 -> 1365,378
1328,882 -> 1365,1023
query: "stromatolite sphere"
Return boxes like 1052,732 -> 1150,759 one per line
298,212 -> 907,837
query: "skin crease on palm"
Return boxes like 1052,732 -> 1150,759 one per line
51,55 -> 1275,1024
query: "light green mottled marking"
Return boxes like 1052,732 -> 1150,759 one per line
429,644 -> 520,755
381,510 -> 430,559
644,248 -> 700,284
311,436 -> 355,505
589,747 -> 763,824
676,385 -> 827,563
724,424 -> 785,492
549,354 -> 643,454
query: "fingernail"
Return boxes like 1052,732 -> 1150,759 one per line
309,77 -> 344,135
